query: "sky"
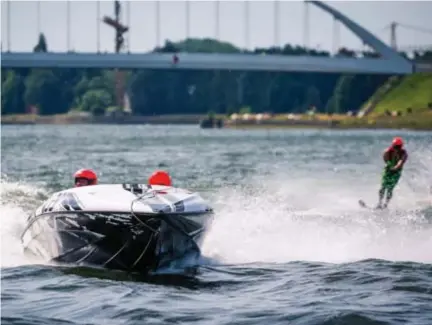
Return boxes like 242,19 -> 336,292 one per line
1,0 -> 432,54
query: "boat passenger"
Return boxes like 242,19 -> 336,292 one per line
74,169 -> 98,187
148,170 -> 172,186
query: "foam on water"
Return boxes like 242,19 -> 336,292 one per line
0,179 -> 48,267
201,157 -> 432,265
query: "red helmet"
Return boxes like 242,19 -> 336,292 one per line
392,137 -> 404,147
74,169 -> 98,187
148,170 -> 172,186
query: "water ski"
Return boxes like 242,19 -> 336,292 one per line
358,199 -> 369,208
358,199 -> 386,211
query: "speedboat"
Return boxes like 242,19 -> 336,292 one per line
21,183 -> 214,274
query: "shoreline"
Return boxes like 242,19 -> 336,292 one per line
1,113 -> 431,131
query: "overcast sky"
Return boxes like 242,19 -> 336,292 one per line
2,1 -> 432,53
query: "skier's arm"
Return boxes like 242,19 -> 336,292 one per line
393,151 -> 408,171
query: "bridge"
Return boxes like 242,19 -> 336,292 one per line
1,1 -> 431,74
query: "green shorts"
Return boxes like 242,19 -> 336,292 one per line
381,170 -> 401,190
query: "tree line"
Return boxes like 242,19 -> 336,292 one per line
2,33 -> 431,116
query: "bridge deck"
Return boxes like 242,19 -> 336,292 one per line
0,52 -> 415,74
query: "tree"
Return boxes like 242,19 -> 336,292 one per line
24,69 -> 65,115
33,33 -> 48,52
80,89 -> 112,116
1,70 -> 26,115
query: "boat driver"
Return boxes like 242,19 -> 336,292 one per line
74,169 -> 98,187
148,170 -> 172,186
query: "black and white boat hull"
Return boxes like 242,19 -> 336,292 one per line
21,184 -> 214,273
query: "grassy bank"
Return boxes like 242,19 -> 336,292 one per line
370,73 -> 432,115
342,72 -> 432,130
337,111 -> 432,130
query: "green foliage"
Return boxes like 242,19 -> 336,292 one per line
370,73 -> 432,115
206,110 -> 216,119
80,89 -> 112,116
156,38 -> 240,54
239,106 -> 252,114
24,69 -> 67,115
33,33 -> 48,52
2,34 -> 431,117
1,70 -> 25,115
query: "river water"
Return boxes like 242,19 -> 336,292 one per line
1,125 -> 432,325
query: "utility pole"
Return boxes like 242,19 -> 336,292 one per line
102,1 -> 130,110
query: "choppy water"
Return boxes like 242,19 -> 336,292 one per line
1,125 -> 432,325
